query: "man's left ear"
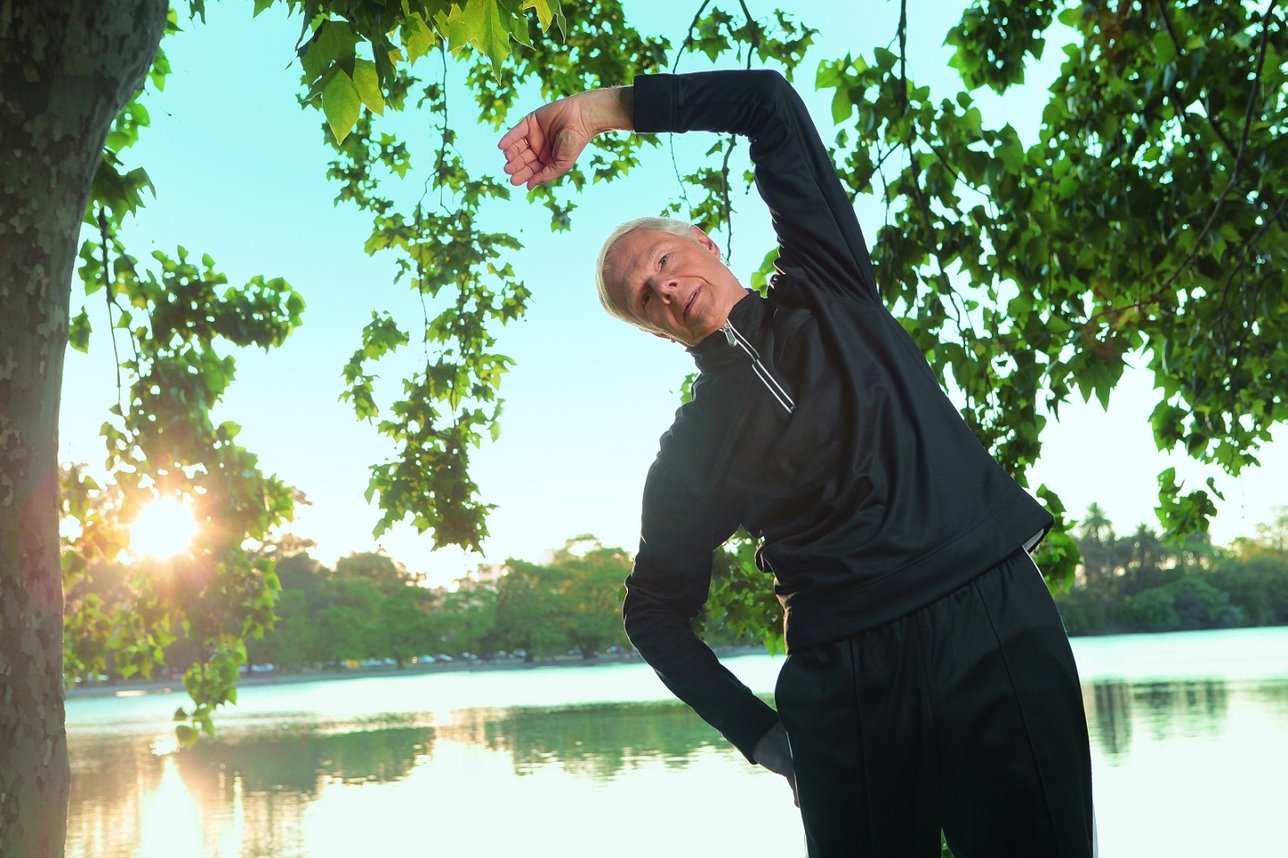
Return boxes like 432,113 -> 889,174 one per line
688,225 -> 722,262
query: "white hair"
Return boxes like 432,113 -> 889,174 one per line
594,216 -> 694,330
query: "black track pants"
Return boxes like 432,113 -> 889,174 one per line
774,549 -> 1095,858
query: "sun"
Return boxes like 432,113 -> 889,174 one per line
129,496 -> 199,559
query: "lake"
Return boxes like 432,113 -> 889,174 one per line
64,627 -> 1288,857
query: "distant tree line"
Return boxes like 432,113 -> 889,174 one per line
243,535 -> 640,671
245,533 -> 773,671
66,530 -> 774,685
1054,505 -> 1288,635
68,505 -> 1287,685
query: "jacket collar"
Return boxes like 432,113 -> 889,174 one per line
688,290 -> 764,372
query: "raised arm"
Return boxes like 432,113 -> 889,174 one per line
500,70 -> 878,302
633,69 -> 877,302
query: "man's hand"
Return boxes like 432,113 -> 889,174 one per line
753,721 -> 799,807
497,87 -> 632,190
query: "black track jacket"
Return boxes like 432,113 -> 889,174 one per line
622,70 -> 1053,762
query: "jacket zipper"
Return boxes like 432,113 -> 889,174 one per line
722,319 -> 795,415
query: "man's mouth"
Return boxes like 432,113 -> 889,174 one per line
683,286 -> 700,321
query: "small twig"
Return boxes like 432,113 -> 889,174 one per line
851,142 -> 901,204
901,144 -> 981,351
718,138 -> 737,258
436,46 -> 451,216
898,0 -> 908,111
98,207 -> 125,415
667,0 -> 713,217
713,0 -> 762,257
672,0 -> 714,73
736,0 -> 759,55
1208,179 -> 1282,355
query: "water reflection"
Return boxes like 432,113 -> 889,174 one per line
1091,682 -> 1133,758
68,723 -> 437,858
441,701 -> 725,778
64,635 -> 1288,858
1088,678 -> 1230,762
182,722 -> 436,793
68,735 -> 162,858
66,701 -> 724,858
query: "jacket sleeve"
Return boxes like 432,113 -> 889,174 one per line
632,69 -> 878,303
623,457 -> 780,763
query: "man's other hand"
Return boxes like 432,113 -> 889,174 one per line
497,87 -> 632,190
753,721 -> 799,807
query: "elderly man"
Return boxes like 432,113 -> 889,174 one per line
499,70 -> 1095,858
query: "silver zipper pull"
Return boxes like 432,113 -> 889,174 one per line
722,320 -> 736,347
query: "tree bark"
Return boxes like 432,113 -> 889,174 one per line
0,2 -> 165,855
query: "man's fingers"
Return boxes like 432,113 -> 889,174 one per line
503,150 -> 537,176
499,107 -> 584,189
526,166 -> 555,189
508,164 -> 535,186
501,138 -> 532,161
526,161 -> 569,189
497,117 -> 530,150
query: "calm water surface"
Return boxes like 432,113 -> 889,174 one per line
65,627 -> 1288,857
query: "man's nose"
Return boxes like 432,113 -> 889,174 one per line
655,278 -> 680,300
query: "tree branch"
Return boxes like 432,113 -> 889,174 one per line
1086,189 -> 1284,332
1154,0 -> 1240,160
672,0 -> 715,73
898,0 -> 908,111
1149,0 -> 1276,301
97,207 -> 125,414
666,0 -> 714,217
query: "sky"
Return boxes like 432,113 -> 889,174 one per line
59,0 -> 1287,586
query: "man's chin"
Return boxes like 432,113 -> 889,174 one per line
685,323 -> 720,346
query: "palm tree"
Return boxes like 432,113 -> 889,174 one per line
1129,523 -> 1166,570
1077,503 -> 1115,587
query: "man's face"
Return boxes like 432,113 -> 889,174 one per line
604,226 -> 746,346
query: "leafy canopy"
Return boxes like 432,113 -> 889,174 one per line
64,0 -> 1286,739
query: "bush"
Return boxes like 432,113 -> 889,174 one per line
1209,556 -> 1288,627
1053,587 -> 1109,635
1168,577 -> 1242,630
1116,588 -> 1180,632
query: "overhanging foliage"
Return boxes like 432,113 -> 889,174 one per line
59,0 -> 1285,741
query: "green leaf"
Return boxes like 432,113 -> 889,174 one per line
873,46 -> 897,71
69,308 -> 92,353
439,0 -> 519,74
402,13 -> 438,62
1036,484 -> 1067,517
351,59 -> 385,116
521,0 -> 564,32
300,20 -> 358,81
322,71 -> 362,144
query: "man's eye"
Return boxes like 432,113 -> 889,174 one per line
658,253 -> 669,267
641,292 -> 651,307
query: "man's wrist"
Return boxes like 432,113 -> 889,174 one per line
581,86 -> 634,136
752,721 -> 786,766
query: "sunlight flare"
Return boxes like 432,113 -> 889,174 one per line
130,496 -> 199,559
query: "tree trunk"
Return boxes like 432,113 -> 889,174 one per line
0,3 -> 165,855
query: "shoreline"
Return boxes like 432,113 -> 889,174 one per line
65,645 -> 770,699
